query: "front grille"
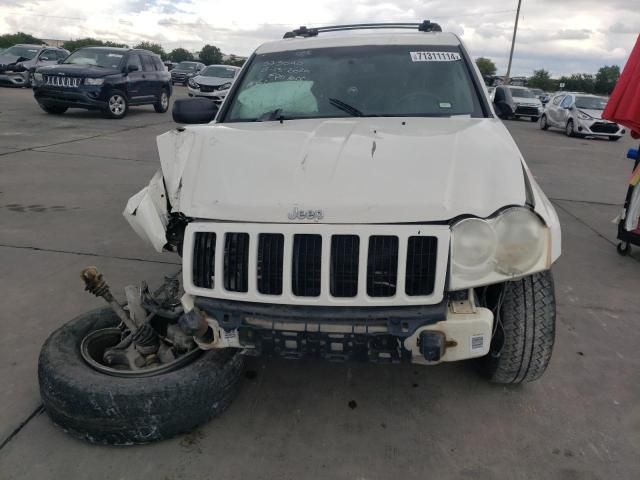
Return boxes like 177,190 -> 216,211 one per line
367,236 -> 399,297
192,232 -> 216,288
330,235 -> 360,297
405,236 -> 438,296
188,225 -> 444,305
224,233 -> 249,292
199,85 -> 215,92
43,75 -> 81,88
257,234 -> 284,295
590,122 -> 618,134
515,106 -> 539,116
292,234 -> 322,297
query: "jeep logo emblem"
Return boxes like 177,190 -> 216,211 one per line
288,207 -> 324,221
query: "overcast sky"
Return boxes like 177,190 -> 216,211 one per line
1,0 -> 638,76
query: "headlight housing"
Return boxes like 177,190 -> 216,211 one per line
577,110 -> 591,120
217,82 -> 232,91
84,77 -> 104,86
33,72 -> 43,82
188,78 -> 198,88
450,207 -> 550,290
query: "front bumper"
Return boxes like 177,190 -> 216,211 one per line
189,296 -> 493,364
514,105 -> 542,117
0,71 -> 29,86
33,85 -> 107,109
187,86 -> 227,103
576,118 -> 624,137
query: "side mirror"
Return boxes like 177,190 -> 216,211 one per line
172,98 -> 219,124
57,59 -> 64,64
127,64 -> 139,73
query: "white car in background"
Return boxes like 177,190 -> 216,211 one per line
187,65 -> 241,104
540,93 -> 625,141
508,86 -> 543,122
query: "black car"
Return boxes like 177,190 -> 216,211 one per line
170,61 -> 205,85
32,47 -> 172,119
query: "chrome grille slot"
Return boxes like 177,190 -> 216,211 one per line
257,233 -> 284,295
292,234 -> 322,297
330,235 -> 359,298
224,233 -> 250,292
192,232 -> 216,289
367,236 -> 399,297
405,236 -> 438,296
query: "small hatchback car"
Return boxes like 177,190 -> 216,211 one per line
32,47 -> 172,118
541,92 -> 625,140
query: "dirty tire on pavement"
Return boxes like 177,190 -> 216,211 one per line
38,307 -> 244,445
477,271 -> 556,384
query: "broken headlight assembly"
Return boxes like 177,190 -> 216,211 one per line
449,207 -> 550,290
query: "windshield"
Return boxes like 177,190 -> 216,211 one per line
575,96 -> 608,110
177,62 -> 198,71
509,87 -> 536,99
201,66 -> 236,78
225,45 -> 483,122
4,46 -> 39,59
63,48 -> 124,69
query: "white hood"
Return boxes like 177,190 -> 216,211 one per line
158,117 -> 527,223
580,108 -> 604,120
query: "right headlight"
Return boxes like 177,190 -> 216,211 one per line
33,72 -> 43,82
450,207 -> 550,290
188,78 -> 198,88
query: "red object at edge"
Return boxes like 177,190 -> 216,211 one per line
603,34 -> 640,136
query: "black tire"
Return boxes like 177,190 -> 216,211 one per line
539,115 -> 549,130
477,271 -> 556,384
39,103 -> 67,115
617,242 -> 631,256
530,116 -> 539,122
609,136 -> 621,141
103,91 -> 128,119
38,307 -> 244,445
565,119 -> 575,137
154,88 -> 170,113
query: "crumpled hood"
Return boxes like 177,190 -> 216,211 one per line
158,117 -> 527,223
0,54 -> 27,70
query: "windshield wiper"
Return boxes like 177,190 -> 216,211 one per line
256,108 -> 287,123
329,98 -> 363,117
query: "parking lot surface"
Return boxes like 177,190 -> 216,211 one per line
0,86 -> 639,480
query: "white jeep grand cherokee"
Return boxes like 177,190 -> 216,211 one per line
126,21 -> 561,384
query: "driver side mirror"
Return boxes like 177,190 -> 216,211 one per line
57,59 -> 64,64
172,98 -> 219,124
127,64 -> 139,73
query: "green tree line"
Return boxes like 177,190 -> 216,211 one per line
475,56 -> 621,95
0,32 -> 243,66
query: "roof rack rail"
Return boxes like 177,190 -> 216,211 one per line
283,20 -> 442,39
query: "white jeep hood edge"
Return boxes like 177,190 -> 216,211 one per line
158,117 -> 527,223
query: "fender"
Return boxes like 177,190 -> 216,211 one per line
123,170 -> 169,252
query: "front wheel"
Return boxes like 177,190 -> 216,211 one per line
565,119 -> 575,137
476,271 -> 556,384
38,103 -> 68,115
154,89 -> 170,113
539,114 -> 549,130
103,91 -> 128,119
38,307 -> 244,444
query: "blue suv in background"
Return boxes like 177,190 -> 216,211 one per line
32,47 -> 172,119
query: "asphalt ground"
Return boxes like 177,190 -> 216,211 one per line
0,86 -> 639,480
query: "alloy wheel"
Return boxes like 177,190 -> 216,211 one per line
109,95 -> 125,116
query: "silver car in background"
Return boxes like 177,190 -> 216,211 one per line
508,86 -> 543,122
0,44 -> 69,87
540,93 -> 625,141
187,65 -> 241,104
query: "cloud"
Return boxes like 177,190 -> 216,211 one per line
552,29 -> 592,41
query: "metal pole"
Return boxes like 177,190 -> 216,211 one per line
504,0 -> 522,85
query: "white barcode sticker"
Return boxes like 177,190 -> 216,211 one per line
410,51 -> 461,62
470,334 -> 485,352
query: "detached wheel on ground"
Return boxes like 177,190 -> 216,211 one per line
38,307 -> 244,445
154,89 -> 170,113
38,103 -> 67,115
539,114 -> 549,130
476,271 -> 556,384
103,91 -> 128,119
